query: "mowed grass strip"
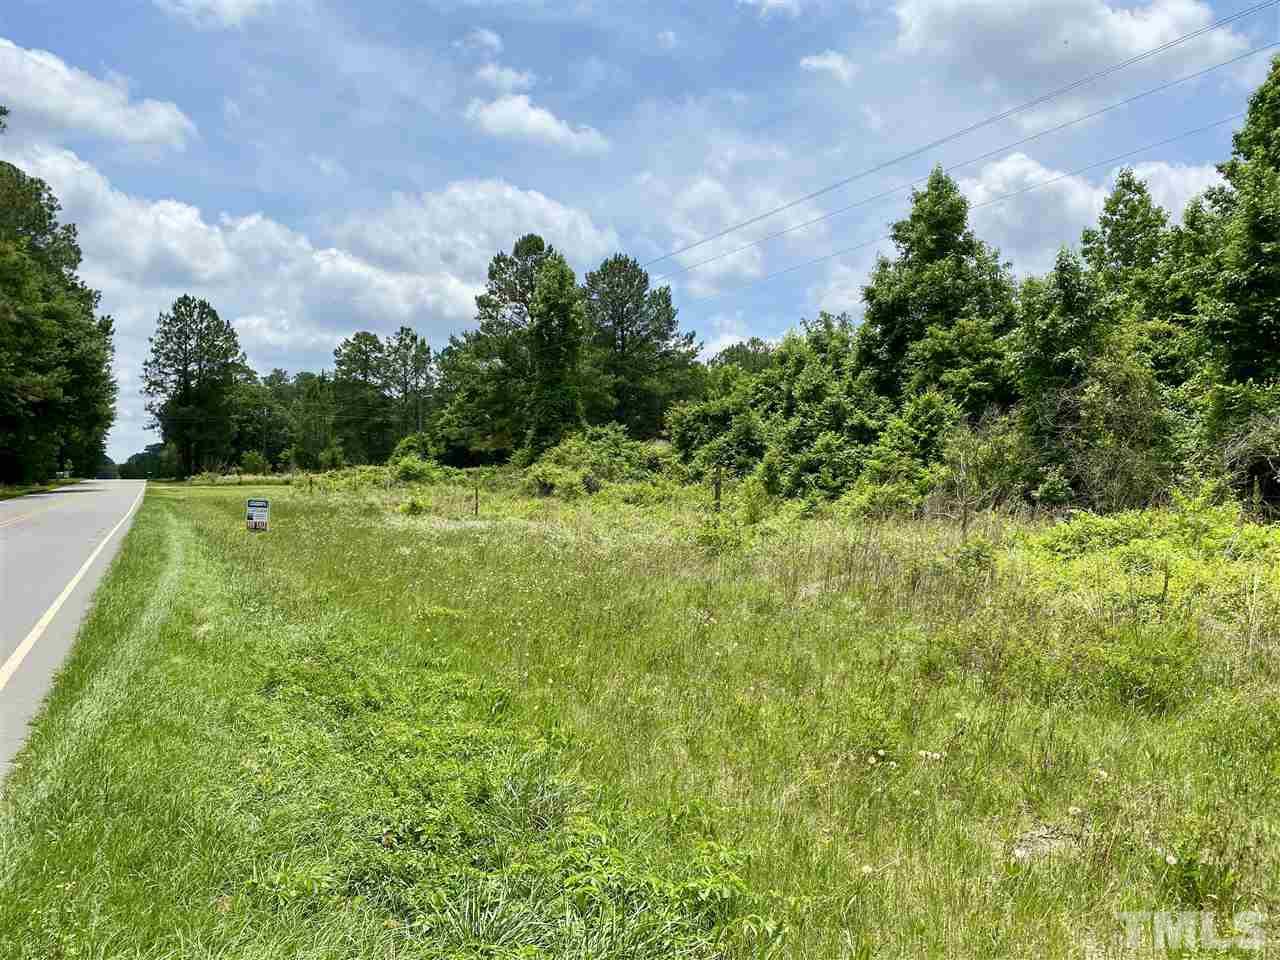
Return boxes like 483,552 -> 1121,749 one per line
0,487 -> 761,959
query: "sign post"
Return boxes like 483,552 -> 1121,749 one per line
246,498 -> 270,531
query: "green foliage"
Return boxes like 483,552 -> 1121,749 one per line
389,431 -> 436,463
317,443 -> 346,470
523,462 -> 589,499
0,158 -> 115,483
115,60 -> 1280,521
143,295 -> 245,477
1197,58 -> 1280,383
583,254 -> 699,438
240,450 -> 270,475
391,453 -> 441,484
858,166 -> 1016,404
536,424 -> 674,485
523,253 -> 585,458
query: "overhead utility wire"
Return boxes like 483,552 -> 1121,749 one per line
643,0 -> 1280,268
653,42 -> 1279,283
697,111 -> 1245,302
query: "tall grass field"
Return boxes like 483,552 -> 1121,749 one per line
3,480 -> 1279,957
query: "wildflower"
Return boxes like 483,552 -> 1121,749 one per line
889,761 -> 898,770
861,865 -> 874,876
911,789 -> 921,797
868,755 -> 878,765
1093,768 -> 1109,781
1165,854 -> 1178,866
1068,806 -> 1083,817
876,749 -> 886,757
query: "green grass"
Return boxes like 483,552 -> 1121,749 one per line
4,480 -> 1280,957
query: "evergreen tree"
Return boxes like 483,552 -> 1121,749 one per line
436,234 -> 557,458
0,144 -> 116,483
382,326 -> 434,438
1199,57 -> 1280,383
523,254 -> 584,457
142,296 -> 244,476
858,167 -> 1016,414
582,254 -> 698,437
333,331 -> 392,463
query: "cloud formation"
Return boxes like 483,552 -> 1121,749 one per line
738,0 -> 804,16
475,62 -> 536,92
0,38 -> 196,150
464,94 -> 611,154
800,50 -> 859,86
961,152 -> 1222,274
152,0 -> 276,28
455,27 -> 504,55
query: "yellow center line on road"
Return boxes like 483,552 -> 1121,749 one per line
0,486 -> 90,529
0,483 -> 145,692
0,506 -> 54,530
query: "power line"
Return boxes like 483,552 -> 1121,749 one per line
653,41 -> 1279,284
643,0 -> 1280,268
695,110 -> 1244,303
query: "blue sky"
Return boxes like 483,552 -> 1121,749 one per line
2,0 -> 1277,460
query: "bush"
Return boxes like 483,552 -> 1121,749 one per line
399,496 -> 429,516
835,478 -> 924,520
523,463 -> 586,499
392,454 -> 441,484
317,444 -> 346,470
389,432 -> 437,463
535,425 -> 674,486
241,451 -> 270,475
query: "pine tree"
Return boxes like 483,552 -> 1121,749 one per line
523,254 -> 584,457
142,296 -> 244,476
858,167 -> 1015,414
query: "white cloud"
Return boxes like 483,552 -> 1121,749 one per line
0,141 -> 615,459
893,0 -> 1250,125
0,37 -> 196,150
961,152 -> 1106,273
738,0 -> 804,16
1128,159 -> 1223,215
332,180 -> 618,279
801,154 -> 1221,319
657,29 -> 678,50
475,62 -> 536,92
809,245 -> 882,318
152,0 -> 275,28
960,152 -> 1222,275
800,50 -> 859,86
464,94 -> 610,154
455,27 -> 503,55
699,312 -> 750,358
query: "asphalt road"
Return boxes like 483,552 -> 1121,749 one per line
0,480 -> 145,777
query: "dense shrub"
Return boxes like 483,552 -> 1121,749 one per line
522,425 -> 680,498
388,432 -> 437,463
391,453 -> 441,484
240,451 -> 270,475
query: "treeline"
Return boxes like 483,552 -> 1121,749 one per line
126,58 -> 1280,513
0,105 -> 117,483
669,59 -> 1280,513
123,237 -> 702,478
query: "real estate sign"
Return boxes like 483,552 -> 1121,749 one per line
246,498 -> 270,531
